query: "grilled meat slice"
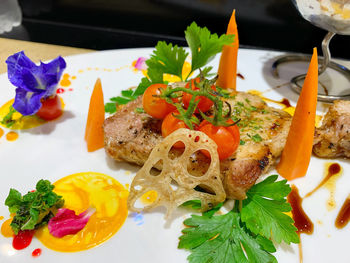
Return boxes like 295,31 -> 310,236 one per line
104,92 -> 292,200
313,100 -> 350,158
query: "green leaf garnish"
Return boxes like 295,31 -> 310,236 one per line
147,41 -> 188,82
185,22 -> 234,78
135,107 -> 145,113
105,102 -> 117,114
179,176 -> 299,262
105,22 -> 234,112
5,179 -> 64,235
252,134 -> 262,142
179,204 -> 277,263
1,106 -> 17,128
241,175 -> 299,244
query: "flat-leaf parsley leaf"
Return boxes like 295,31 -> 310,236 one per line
241,175 -> 299,244
179,204 -> 277,263
185,22 -> 234,77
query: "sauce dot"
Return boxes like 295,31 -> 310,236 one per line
60,79 -> 71,87
0,127 -> 4,138
71,76 -> 76,79
6,131 -> 18,141
141,190 -> 158,205
32,248 -> 42,257
237,73 -> 245,79
56,88 -> 65,94
62,73 -> 70,79
0,216 -> 4,220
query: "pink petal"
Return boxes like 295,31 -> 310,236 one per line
134,57 -> 147,71
48,207 -> 96,238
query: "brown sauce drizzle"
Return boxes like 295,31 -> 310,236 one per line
281,98 -> 291,108
237,73 -> 245,79
335,195 -> 350,229
288,185 -> 314,235
258,95 -> 292,109
320,81 -> 329,96
305,163 -> 341,198
288,186 -> 313,263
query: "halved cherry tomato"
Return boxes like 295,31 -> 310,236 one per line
142,84 -> 176,119
161,111 -> 188,148
183,78 -> 215,113
198,119 -> 240,160
36,95 -> 63,121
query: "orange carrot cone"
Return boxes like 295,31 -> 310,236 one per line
217,10 -> 239,90
277,48 -> 318,180
85,78 -> 105,152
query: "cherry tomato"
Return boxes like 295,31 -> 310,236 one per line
142,84 -> 176,119
36,95 -> 63,121
198,119 -> 240,160
161,111 -> 188,148
183,78 -> 215,113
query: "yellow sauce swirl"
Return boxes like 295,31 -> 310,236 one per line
36,172 -> 128,252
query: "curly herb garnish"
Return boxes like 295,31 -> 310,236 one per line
5,179 -> 64,235
159,75 -> 238,129
105,22 -> 234,114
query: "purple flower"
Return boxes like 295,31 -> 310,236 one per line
6,51 -> 66,116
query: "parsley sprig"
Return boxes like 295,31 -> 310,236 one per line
241,175 -> 299,244
105,22 -> 234,114
5,179 -> 64,235
179,175 -> 299,263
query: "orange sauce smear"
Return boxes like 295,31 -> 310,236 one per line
0,127 -> 4,138
36,172 -> 128,252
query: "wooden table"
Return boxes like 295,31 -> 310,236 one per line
0,38 -> 93,74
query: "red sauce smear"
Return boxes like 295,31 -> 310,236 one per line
237,73 -> 245,79
56,88 -> 65,94
305,163 -> 341,198
32,248 -> 42,257
13,230 -> 35,250
288,185 -> 314,235
335,195 -> 350,229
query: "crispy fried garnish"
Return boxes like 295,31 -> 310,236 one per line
127,128 -> 226,217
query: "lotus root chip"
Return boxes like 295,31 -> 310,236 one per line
127,128 -> 226,217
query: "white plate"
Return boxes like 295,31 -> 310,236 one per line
0,48 -> 349,263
